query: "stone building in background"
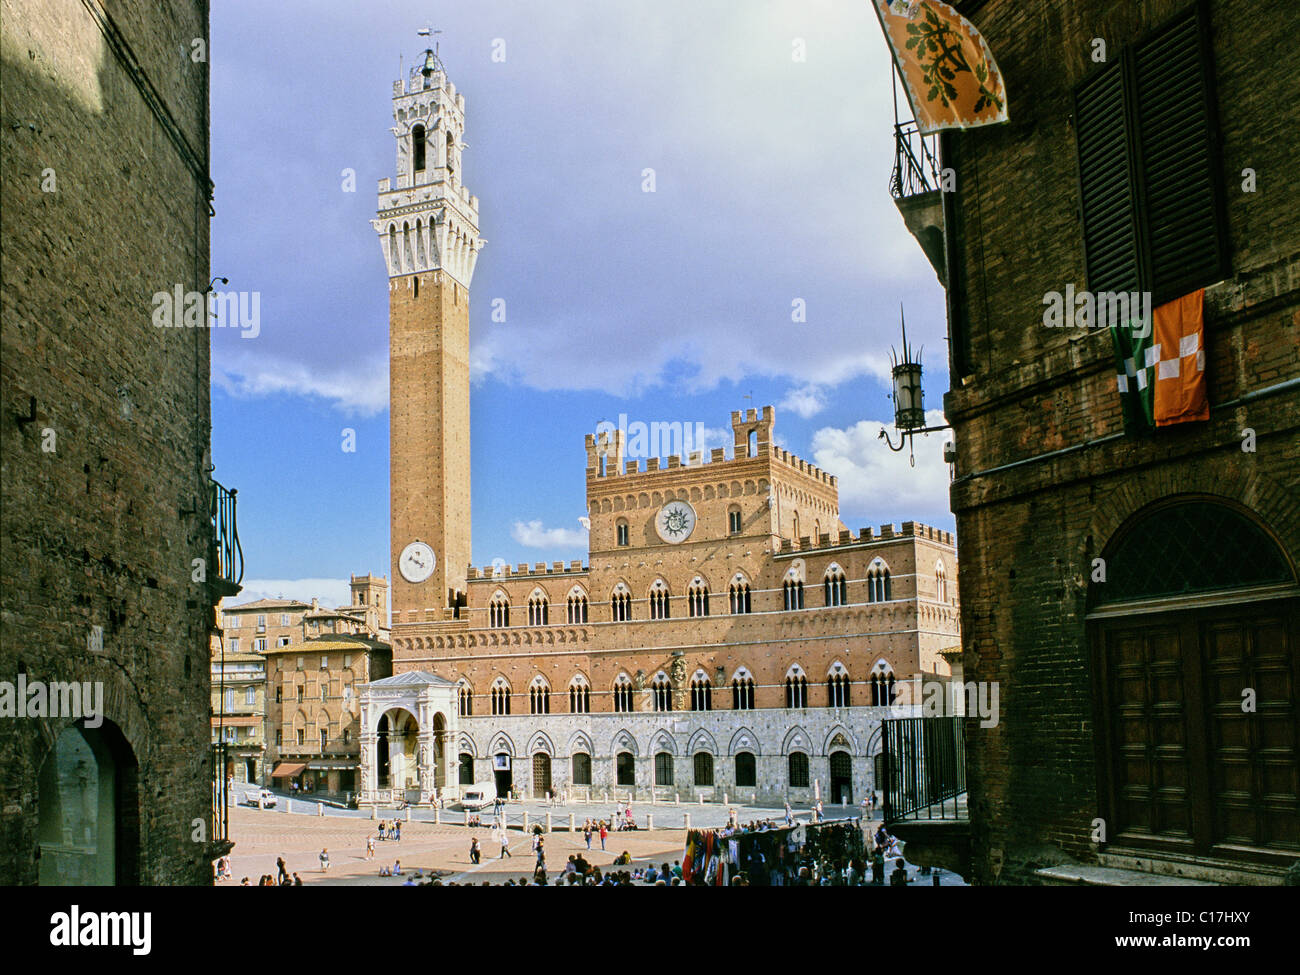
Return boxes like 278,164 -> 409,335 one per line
263,634 -> 391,797
217,576 -> 390,794
0,0 -> 237,884
211,648 -> 266,787
360,49 -> 962,809
892,0 -> 1299,884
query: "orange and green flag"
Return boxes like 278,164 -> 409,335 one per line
1151,288 -> 1209,427
1110,288 -> 1208,433
873,0 -> 1009,134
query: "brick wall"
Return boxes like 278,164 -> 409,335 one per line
0,0 -> 215,884
943,0 -> 1300,883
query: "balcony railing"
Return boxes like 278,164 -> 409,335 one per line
889,120 -> 942,201
881,716 -> 966,823
209,477 -> 243,593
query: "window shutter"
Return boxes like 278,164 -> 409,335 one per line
1075,2 -> 1227,304
1133,6 -> 1227,303
1074,61 -> 1141,296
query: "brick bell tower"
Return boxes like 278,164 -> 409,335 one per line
373,47 -> 482,618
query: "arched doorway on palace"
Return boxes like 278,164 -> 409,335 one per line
38,719 -> 140,886
493,753 -> 512,797
376,708 -> 419,791
829,750 -> 853,804
1089,496 -> 1299,865
532,753 -> 552,799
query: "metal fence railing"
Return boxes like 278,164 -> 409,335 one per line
889,120 -> 942,201
209,477 -> 243,590
881,716 -> 966,823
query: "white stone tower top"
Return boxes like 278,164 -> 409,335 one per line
372,47 -> 483,288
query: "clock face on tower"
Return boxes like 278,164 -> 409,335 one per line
655,500 -> 697,544
399,541 -> 436,583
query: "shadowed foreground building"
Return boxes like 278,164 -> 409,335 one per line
890,0 -> 1299,884
0,0 -> 237,884
357,49 -> 963,809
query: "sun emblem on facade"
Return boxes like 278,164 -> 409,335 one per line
655,500 -> 697,544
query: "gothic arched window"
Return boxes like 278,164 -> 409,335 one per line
827,665 -> 851,708
824,565 -> 848,607
527,591 -> 549,626
490,677 -> 511,716
529,676 -> 550,715
412,124 -> 426,172
611,585 -> 632,622
784,665 -> 808,709
783,578 -> 805,610
731,670 -> 755,710
729,578 -> 752,614
690,673 -> 713,712
569,675 -> 590,714
612,674 -> 633,713
649,580 -> 671,620
651,673 -> 672,712
688,580 -> 710,617
489,592 -> 510,628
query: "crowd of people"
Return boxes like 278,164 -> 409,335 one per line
219,792 -> 938,887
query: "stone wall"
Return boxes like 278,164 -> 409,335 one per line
457,706 -> 912,805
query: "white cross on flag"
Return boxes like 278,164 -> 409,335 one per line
1151,288 -> 1208,426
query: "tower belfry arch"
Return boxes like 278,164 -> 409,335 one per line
374,44 -> 484,619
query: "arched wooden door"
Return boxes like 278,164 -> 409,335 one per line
1090,498 -> 1299,864
532,753 -> 552,799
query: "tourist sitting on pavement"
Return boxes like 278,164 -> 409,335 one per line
890,857 -> 910,885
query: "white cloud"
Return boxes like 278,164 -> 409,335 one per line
809,410 -> 953,524
779,384 -> 827,419
233,578 -> 353,610
214,352 -> 389,416
511,519 -> 589,549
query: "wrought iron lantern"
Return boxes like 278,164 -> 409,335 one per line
879,306 -> 950,465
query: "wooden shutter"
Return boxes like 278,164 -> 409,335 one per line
1074,2 -> 1228,303
1133,4 -> 1228,303
1074,60 -> 1141,296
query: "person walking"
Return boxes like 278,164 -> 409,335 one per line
394,819 -> 402,842
783,800 -> 792,826
276,856 -> 289,885
365,835 -> 375,860
319,848 -> 330,872
469,837 -> 481,864
535,836 -> 546,871
599,821 -> 608,851
497,823 -> 512,858
378,819 -> 386,841
584,821 -> 593,850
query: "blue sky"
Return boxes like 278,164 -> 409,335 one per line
210,0 -> 953,608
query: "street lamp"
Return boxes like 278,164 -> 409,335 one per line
878,306 -> 950,466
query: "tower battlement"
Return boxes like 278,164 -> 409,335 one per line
775,521 -> 955,554
584,405 -> 835,488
